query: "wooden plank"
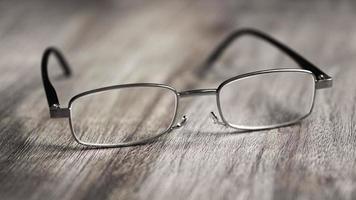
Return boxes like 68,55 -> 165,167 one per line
0,0 -> 356,199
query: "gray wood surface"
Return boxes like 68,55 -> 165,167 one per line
0,0 -> 355,199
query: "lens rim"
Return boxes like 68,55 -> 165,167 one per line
68,83 -> 179,148
216,69 -> 316,130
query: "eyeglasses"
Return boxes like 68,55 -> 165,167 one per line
41,28 -> 332,148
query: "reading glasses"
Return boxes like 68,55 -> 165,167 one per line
41,28 -> 332,148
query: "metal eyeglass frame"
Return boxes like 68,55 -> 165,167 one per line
41,28 -> 332,148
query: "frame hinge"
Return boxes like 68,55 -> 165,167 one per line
50,104 -> 70,118
315,75 -> 333,89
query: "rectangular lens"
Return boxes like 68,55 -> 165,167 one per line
69,85 -> 177,145
218,71 -> 315,129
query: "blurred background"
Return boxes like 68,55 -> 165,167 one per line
1,0 -> 353,100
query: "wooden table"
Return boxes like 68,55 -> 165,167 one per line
0,0 -> 355,199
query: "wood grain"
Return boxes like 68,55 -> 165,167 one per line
0,0 -> 355,199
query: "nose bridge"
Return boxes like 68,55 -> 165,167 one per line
178,89 -> 217,98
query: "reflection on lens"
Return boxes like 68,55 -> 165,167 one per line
70,86 -> 177,145
218,71 -> 315,129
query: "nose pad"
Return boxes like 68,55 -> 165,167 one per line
172,115 -> 187,130
210,112 -> 227,127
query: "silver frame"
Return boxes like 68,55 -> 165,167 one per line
67,83 -> 180,148
216,69 -> 317,130
62,68 -> 322,148
41,29 -> 333,148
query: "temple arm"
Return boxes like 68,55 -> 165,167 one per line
41,47 -> 72,117
197,28 -> 332,89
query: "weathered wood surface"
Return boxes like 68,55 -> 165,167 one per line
0,0 -> 355,199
